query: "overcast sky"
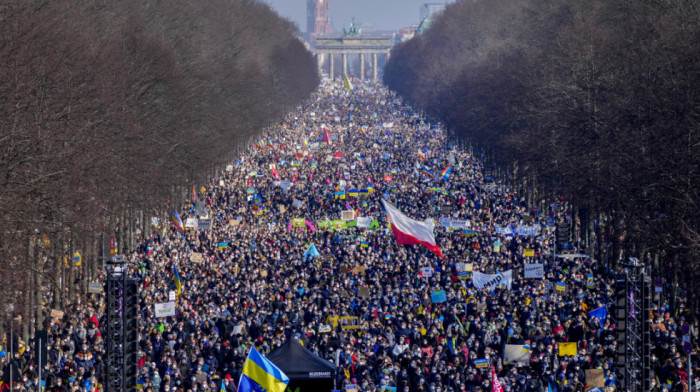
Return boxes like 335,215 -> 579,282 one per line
262,0 -> 447,33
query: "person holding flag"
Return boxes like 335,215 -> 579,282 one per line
173,264 -> 183,298
170,210 -> 184,232
382,199 -> 444,258
441,164 -> 452,180
238,346 -> 289,392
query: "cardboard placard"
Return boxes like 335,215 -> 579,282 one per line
504,345 -> 531,365
88,282 -> 102,294
50,309 -> 64,319
357,287 -> 370,298
585,369 -> 605,388
341,210 -> 355,221
340,316 -> 360,330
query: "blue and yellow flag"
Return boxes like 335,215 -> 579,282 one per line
173,264 -> 183,298
238,346 -> 289,392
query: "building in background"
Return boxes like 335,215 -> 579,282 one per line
307,0 -> 331,45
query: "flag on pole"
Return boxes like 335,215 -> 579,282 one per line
441,164 -> 452,180
238,346 -> 289,392
192,185 -> 197,203
381,200 -> 444,258
421,166 -> 435,178
170,211 -> 184,232
588,305 -> 607,328
304,243 -> 320,260
491,365 -> 504,392
323,129 -> 332,146
173,264 -> 183,298
343,75 -> 354,90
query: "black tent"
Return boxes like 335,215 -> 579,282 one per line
267,339 -> 336,392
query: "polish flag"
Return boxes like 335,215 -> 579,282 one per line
491,365 -> 504,392
381,200 -> 444,258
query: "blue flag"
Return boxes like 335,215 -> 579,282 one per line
304,243 -> 320,259
589,305 -> 607,328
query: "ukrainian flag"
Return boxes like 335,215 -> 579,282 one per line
238,346 -> 289,392
173,264 -> 183,298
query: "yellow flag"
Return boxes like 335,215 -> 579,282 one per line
558,342 -> 577,356
343,75 -> 353,90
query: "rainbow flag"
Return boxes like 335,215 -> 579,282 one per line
421,166 -> 435,178
238,346 -> 289,392
191,185 -> 197,203
170,211 -> 184,232
441,164 -> 452,180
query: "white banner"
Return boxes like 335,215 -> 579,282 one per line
523,263 -> 544,279
185,218 -> 198,228
292,199 -> 304,208
154,302 -> 176,318
440,217 -> 452,227
472,270 -> 513,290
451,220 -> 468,228
357,217 -> 371,228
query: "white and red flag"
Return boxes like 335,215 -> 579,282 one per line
491,365 -> 504,392
381,199 -> 444,258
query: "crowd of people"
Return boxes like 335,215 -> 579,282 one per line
1,80 -> 697,392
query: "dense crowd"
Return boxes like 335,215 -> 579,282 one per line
1,81 -> 697,392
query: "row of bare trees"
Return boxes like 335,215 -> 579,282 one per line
385,0 -> 699,321
0,0 -> 319,340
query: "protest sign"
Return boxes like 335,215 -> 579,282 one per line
440,217 -> 452,228
421,267 -> 433,278
318,324 -> 332,333
523,263 -> 544,279
357,217 -> 371,228
185,218 -> 198,228
292,199 -> 304,208
555,282 -> 566,292
190,253 -> 204,262
558,342 -> 577,356
523,248 -> 535,257
451,220 -> 468,228
154,302 -> 176,318
88,282 -> 102,294
474,359 -> 488,368
340,316 -> 360,330
472,270 -> 513,290
504,345 -> 531,365
585,369 -> 605,388
431,290 -> 447,303
357,287 -> 370,298
342,210 -> 354,221
51,309 -> 64,319
168,291 -> 176,302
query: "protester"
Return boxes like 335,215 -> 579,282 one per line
1,80 -> 696,392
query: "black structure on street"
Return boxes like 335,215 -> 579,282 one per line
614,260 -> 652,392
103,255 -> 139,392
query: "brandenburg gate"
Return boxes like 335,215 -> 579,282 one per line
314,33 -> 393,81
